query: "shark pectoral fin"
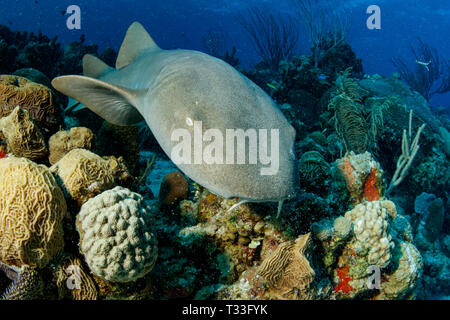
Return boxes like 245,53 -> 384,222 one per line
83,54 -> 114,78
116,21 -> 161,69
52,75 -> 145,126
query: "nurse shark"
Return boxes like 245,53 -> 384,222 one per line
52,22 -> 298,215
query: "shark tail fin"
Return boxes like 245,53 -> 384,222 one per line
52,75 -> 145,126
116,22 -> 161,69
83,54 -> 114,78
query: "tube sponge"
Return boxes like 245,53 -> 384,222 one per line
76,186 -> 158,283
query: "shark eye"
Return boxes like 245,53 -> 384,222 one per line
186,117 -> 194,126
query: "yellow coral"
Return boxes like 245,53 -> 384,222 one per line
50,148 -> 131,206
257,233 -> 315,299
0,75 -> 61,134
55,255 -> 98,300
0,157 -> 67,268
49,127 -> 95,165
0,106 -> 48,160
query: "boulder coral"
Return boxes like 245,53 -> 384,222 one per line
0,157 -> 67,268
0,75 -> 62,136
0,106 -> 47,160
76,187 -> 158,283
344,201 -> 395,269
48,127 -> 95,165
50,148 -> 132,206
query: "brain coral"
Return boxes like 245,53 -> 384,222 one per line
0,75 -> 62,136
0,157 -> 67,268
0,106 -> 48,160
48,127 -> 95,165
50,148 -> 132,206
76,186 -> 158,283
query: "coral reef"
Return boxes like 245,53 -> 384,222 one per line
0,157 -> 67,268
0,75 -> 62,137
0,106 -> 47,160
48,127 -> 95,165
50,149 -> 132,206
76,187 -> 158,283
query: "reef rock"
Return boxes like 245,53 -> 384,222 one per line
0,157 -> 67,268
0,106 -> 48,160
76,187 -> 158,283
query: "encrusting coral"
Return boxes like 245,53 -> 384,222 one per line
76,186 -> 158,283
0,106 -> 47,160
0,262 -> 44,300
48,127 -> 95,165
50,148 -> 132,206
335,151 -> 384,204
0,156 -> 67,268
0,75 -> 62,136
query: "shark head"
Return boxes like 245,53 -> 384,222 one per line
52,22 -> 299,211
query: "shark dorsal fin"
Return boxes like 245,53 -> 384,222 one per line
116,22 -> 160,69
83,54 -> 114,78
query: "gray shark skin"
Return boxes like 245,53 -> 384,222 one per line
52,22 -> 298,204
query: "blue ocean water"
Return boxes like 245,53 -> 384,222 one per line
1,0 -> 449,108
